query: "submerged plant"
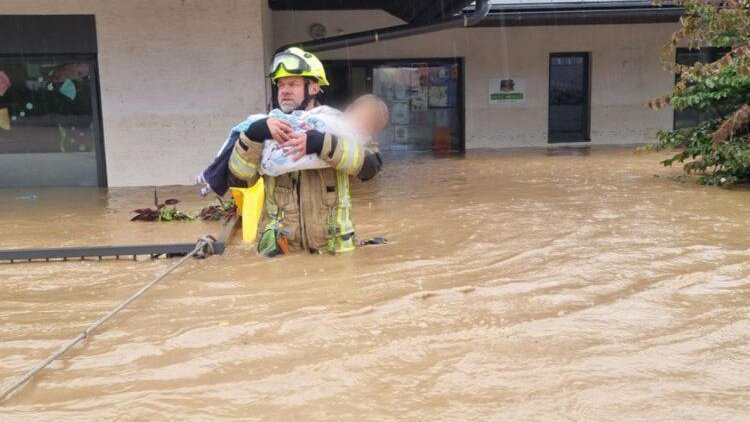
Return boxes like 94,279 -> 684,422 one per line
131,190 -> 194,222
648,0 -> 750,186
198,196 -> 237,221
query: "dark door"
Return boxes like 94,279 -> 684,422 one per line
673,47 -> 730,129
548,53 -> 590,143
317,63 -> 369,109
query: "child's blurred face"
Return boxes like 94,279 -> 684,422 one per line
344,101 -> 387,139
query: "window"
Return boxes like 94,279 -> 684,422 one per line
0,15 -> 104,188
674,47 -> 730,130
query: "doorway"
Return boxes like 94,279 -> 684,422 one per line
548,52 -> 590,143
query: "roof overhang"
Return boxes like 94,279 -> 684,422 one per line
269,0 -> 683,26
269,1 -> 476,24
469,0 -> 683,26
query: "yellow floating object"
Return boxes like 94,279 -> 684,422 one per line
230,179 -> 265,243
0,108 -> 10,130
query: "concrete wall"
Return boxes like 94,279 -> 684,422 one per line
261,0 -> 275,111
0,5 -> 678,186
1,0 -> 271,187
273,10 -> 678,148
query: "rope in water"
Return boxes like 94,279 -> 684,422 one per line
0,235 -> 217,403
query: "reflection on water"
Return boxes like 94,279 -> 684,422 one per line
545,146 -> 591,156
1,148 -> 749,420
0,187 -> 218,249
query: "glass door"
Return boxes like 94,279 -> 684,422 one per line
548,53 -> 590,143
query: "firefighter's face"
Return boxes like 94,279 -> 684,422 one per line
277,77 -> 320,112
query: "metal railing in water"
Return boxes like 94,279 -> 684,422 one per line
0,216 -> 239,264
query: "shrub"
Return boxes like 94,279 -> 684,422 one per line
648,0 -> 750,186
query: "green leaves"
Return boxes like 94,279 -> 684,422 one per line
198,197 -> 237,222
650,0 -> 750,187
131,191 -> 195,222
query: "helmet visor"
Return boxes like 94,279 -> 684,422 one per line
269,52 -> 311,77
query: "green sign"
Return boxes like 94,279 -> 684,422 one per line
489,77 -> 526,104
490,93 -> 524,100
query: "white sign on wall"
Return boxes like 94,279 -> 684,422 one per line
489,77 -> 525,104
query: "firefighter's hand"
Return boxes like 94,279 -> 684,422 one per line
283,132 -> 308,161
267,118 -> 293,145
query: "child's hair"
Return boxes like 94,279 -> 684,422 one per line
350,94 -> 390,129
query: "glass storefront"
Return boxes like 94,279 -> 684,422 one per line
0,55 -> 103,188
321,59 -> 464,152
373,62 -> 462,151
1,15 -> 102,189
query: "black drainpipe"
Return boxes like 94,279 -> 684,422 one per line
475,6 -> 684,27
277,0 -> 491,54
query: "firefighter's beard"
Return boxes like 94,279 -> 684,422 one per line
279,101 -> 301,114
278,98 -> 302,113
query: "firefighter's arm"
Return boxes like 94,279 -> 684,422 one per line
226,119 -> 270,187
305,130 -> 383,181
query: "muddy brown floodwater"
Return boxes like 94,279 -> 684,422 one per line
1,148 -> 749,421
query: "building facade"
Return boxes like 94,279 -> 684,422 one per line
0,1 -> 682,188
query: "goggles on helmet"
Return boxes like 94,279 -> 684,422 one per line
268,52 -> 311,78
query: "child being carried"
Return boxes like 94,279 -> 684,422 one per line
260,94 -> 388,176
199,94 -> 389,196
